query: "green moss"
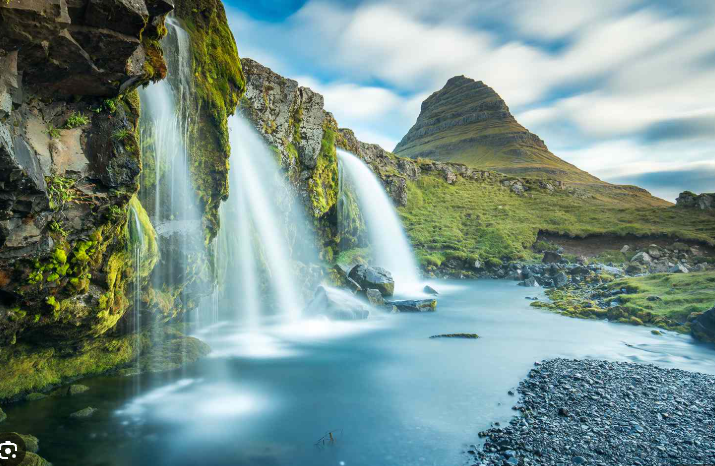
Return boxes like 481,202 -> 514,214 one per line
45,176 -> 76,211
127,196 -> 159,278
307,124 -> 339,217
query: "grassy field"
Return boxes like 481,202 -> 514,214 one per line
607,272 -> 715,323
398,174 -> 715,268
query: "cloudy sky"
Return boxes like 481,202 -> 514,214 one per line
225,0 -> 715,201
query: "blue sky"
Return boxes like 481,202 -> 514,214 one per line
225,0 -> 715,201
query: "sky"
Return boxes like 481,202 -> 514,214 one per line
225,0 -> 715,201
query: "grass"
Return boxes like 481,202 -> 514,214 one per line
336,247 -> 371,267
64,112 -> 89,129
607,272 -> 715,322
398,174 -> 715,265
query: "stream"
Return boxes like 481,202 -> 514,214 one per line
4,279 -> 715,466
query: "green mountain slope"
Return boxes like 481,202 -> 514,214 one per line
394,76 -> 602,184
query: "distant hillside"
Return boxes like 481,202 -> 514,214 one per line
395,76 -> 604,184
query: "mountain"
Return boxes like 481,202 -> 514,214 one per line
394,76 -> 601,184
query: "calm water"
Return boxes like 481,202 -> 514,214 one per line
5,280 -> 715,466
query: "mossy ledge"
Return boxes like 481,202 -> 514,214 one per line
173,0 -> 246,242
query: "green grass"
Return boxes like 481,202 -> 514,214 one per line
64,112 -> 89,129
336,247 -> 371,267
608,272 -> 715,322
398,174 -> 715,265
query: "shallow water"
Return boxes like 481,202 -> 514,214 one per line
5,280 -> 715,466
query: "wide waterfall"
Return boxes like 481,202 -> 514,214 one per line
337,150 -> 421,293
216,114 -> 317,323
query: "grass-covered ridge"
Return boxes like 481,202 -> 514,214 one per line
398,173 -> 715,268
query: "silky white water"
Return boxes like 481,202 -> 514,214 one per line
337,150 -> 421,292
217,115 -> 311,322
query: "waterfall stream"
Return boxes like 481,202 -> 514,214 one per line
337,150 -> 421,293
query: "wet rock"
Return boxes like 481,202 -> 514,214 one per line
304,286 -> 370,321
365,288 -> 385,306
52,384 -> 89,397
542,251 -> 562,264
69,406 -> 97,418
25,393 -> 47,402
429,333 -> 479,339
348,264 -> 395,297
17,434 -> 39,453
423,285 -> 439,295
387,299 -> 437,313
346,277 -> 362,294
691,306 -> 715,343
519,276 -> 539,287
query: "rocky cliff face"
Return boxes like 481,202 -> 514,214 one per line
239,58 -> 339,259
0,0 -> 242,401
394,76 -> 602,184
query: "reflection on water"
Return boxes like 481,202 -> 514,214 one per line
4,280 -> 715,466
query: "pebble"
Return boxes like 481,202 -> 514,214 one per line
472,359 -> 715,466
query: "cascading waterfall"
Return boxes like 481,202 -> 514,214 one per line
216,114 -> 315,323
128,203 -> 145,386
337,150 -> 421,293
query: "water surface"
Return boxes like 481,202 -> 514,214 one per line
5,280 -> 715,466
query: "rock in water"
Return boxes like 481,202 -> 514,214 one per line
348,265 -> 395,297
553,272 -> 569,288
387,299 -> 437,313
366,289 -> 385,306
519,276 -> 538,287
692,306 -> 715,343
52,384 -> 89,397
69,407 -> 97,419
542,251 -> 562,264
423,285 -> 439,295
304,286 -> 370,321
430,333 -> 478,339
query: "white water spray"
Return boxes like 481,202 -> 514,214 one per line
337,150 -> 421,293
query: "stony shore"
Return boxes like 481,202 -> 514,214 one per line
471,359 -> 715,466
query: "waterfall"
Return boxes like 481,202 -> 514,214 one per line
217,114 -> 316,323
128,202 -> 144,386
337,150 -> 421,293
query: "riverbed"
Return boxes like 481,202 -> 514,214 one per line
4,279 -> 715,466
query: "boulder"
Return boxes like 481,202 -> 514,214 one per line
365,288 -> 385,306
620,245 -> 630,253
346,277 -> 362,294
304,286 -> 370,321
630,251 -> 652,265
626,263 -> 644,275
518,276 -> 539,287
387,299 -> 437,313
52,384 -> 89,397
692,306 -> 715,343
542,251 -> 562,264
669,263 -> 689,274
348,264 -> 395,297
553,271 -> 569,288
423,285 -> 439,295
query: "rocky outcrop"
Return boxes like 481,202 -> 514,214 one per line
691,306 -> 715,343
676,191 -> 714,211
0,0 -> 170,350
239,58 -> 339,259
393,76 -> 601,184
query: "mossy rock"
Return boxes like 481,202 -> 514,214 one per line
18,434 -> 39,453
20,452 -> 52,466
127,195 -> 159,278
0,407 -> 6,423
25,393 -> 47,402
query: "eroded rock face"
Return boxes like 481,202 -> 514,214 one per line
0,0 -> 169,347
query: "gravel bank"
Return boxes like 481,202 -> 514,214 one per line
472,359 -> 715,466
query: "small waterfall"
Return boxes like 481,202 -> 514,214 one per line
128,202 -> 144,385
217,114 -> 316,323
337,150 -> 421,293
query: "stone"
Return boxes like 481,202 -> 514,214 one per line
18,434 -> 39,453
691,306 -> 715,343
387,299 -> 437,313
620,245 -> 630,253
348,264 -> 395,297
303,286 -> 370,321
669,263 -> 689,274
630,251 -> 652,265
625,264 -> 644,276
542,251 -> 562,264
52,384 -> 89,397
423,285 -> 439,295
346,277 -> 362,294
25,393 -> 47,402
519,276 -> 539,287
365,288 -> 385,306
0,407 -> 5,423
429,333 -> 479,339
553,271 -> 569,288
69,406 -> 97,418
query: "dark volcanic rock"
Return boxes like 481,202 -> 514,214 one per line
348,264 -> 395,297
475,359 -> 715,466
387,299 -> 437,313
692,306 -> 715,343
542,251 -> 562,264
